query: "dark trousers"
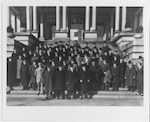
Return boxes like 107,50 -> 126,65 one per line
55,90 -> 64,99
137,81 -> 143,94
30,83 -> 37,90
67,90 -> 75,99
80,91 -> 87,98
46,91 -> 52,99
23,85 -> 29,90
112,83 -> 118,91
102,83 -> 109,91
120,80 -> 125,88
17,79 -> 21,85
128,86 -> 136,92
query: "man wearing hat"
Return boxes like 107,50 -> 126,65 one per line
88,59 -> 97,98
44,65 -> 53,100
101,42 -> 110,54
118,58 -> 127,88
111,63 -> 120,91
7,57 -> 16,93
79,61 -> 90,99
20,60 -> 30,90
54,63 -> 66,99
51,60 -> 57,98
73,40 -> 81,49
66,64 -> 76,99
125,61 -> 136,92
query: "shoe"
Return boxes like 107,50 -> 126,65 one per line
37,93 -> 40,95
136,93 -> 139,95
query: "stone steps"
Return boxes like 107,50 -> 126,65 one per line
7,86 -> 143,99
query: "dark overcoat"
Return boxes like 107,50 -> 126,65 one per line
66,70 -> 76,91
20,64 -> 30,86
119,62 -> 126,82
101,63 -> 111,83
12,53 -> 18,63
29,65 -> 36,83
111,66 -> 119,84
44,70 -> 53,93
7,61 -> 16,86
51,65 -> 56,90
54,68 -> 66,90
89,63 -> 97,82
79,65 -> 89,91
125,66 -> 136,86
136,66 -> 143,93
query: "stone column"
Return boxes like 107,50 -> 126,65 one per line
92,6 -> 96,31
62,6 -> 66,31
115,6 -> 120,31
122,6 -> 126,30
56,6 -> 60,31
40,12 -> 44,37
16,16 -> 21,32
26,6 -> 30,31
110,9 -> 114,37
33,6 -> 37,31
85,6 -> 90,31
11,12 -> 16,32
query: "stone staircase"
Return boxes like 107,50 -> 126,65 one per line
7,86 -> 142,99
93,88 -> 142,99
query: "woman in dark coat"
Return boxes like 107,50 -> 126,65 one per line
20,60 -> 30,90
136,62 -> 143,96
79,63 -> 90,99
54,64 -> 66,99
125,61 -> 136,92
119,58 -> 127,88
89,59 -> 97,96
111,63 -> 120,91
44,66 -> 53,100
66,64 -> 76,99
7,57 -> 16,93
62,60 -> 67,90
29,61 -> 37,90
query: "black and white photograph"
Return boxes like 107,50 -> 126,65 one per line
0,0 -> 149,122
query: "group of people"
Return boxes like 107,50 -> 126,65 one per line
7,41 -> 144,100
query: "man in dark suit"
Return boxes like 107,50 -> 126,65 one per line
102,42 -> 110,54
79,62 -> 90,99
111,63 -> 120,91
66,64 -> 76,99
54,63 -> 66,99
